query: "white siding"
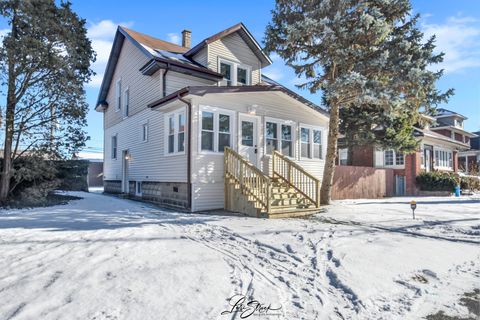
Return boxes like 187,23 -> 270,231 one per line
165,71 -> 215,95
207,32 -> 262,85
104,39 -> 162,129
190,92 -> 329,211
191,47 -> 208,67
104,105 -> 188,183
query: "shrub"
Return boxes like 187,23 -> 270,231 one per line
415,171 -> 458,191
461,176 -> 480,191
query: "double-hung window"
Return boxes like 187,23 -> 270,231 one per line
300,125 -> 324,160
281,125 -> 293,157
265,118 -> 294,157
301,128 -> 311,158
165,108 -> 186,155
115,79 -> 121,111
266,122 -> 278,154
199,106 -> 234,153
111,135 -> 117,159
313,130 -> 322,159
384,150 -> 404,166
123,88 -> 129,117
219,59 -> 251,86
384,150 -> 394,165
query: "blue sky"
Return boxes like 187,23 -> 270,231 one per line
3,0 -> 480,158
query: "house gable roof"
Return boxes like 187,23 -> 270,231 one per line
95,26 -> 222,110
184,22 -> 272,68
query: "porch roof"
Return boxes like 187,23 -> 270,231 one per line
147,85 -> 329,116
414,127 -> 470,150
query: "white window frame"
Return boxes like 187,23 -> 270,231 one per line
111,134 -> 118,160
218,58 -> 251,86
434,147 -> 453,170
264,117 -> 296,158
115,79 -> 121,112
198,105 -> 235,154
299,123 -> 325,161
164,108 -> 186,156
141,122 -> 148,142
123,87 -> 129,118
384,149 -> 405,167
135,181 -> 142,196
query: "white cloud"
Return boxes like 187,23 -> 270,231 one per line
422,14 -> 480,73
167,33 -> 181,45
85,20 -> 134,88
263,68 -> 284,81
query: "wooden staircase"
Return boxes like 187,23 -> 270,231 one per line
224,147 -> 322,218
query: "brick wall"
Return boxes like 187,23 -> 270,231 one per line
405,152 -> 421,195
454,132 -> 463,142
350,145 -> 375,167
435,129 -> 452,138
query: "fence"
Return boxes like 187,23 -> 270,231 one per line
332,165 -> 394,200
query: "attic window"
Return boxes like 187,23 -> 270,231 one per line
219,59 -> 251,86
220,62 -> 232,85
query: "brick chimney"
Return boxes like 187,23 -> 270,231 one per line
182,29 -> 191,48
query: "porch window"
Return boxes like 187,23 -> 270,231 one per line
301,128 -> 311,158
165,108 -> 186,155
266,122 -> 278,154
111,135 -> 117,159
218,114 -> 231,152
434,149 -> 453,169
168,115 -> 175,153
199,106 -> 234,153
201,111 -> 214,151
281,125 -> 292,157
313,129 -> 322,159
178,113 -> 185,152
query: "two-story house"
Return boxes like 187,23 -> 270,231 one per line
459,131 -> 480,174
337,112 -> 472,196
96,23 -> 329,217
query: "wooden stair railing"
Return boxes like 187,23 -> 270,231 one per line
224,147 -> 272,213
272,150 -> 321,208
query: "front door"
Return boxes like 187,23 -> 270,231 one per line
122,150 -> 129,193
424,145 -> 433,172
238,114 -> 259,166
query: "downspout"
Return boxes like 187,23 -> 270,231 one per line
178,94 -> 192,211
163,63 -> 170,97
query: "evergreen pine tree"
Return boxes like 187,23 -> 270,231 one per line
265,0 -> 451,204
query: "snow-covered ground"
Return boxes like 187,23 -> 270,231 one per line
0,192 -> 478,320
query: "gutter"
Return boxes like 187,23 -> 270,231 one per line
177,94 -> 193,211
163,63 -> 169,97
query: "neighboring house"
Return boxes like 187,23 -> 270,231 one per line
96,23 -> 329,217
458,131 -> 480,175
338,111 -> 471,196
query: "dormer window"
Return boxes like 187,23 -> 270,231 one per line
220,62 -> 233,85
219,59 -> 251,86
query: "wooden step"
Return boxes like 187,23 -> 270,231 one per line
264,207 -> 324,219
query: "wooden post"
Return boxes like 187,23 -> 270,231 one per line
316,180 -> 321,208
267,182 -> 271,213
224,150 -> 228,210
288,163 -> 293,184
272,152 -> 276,178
